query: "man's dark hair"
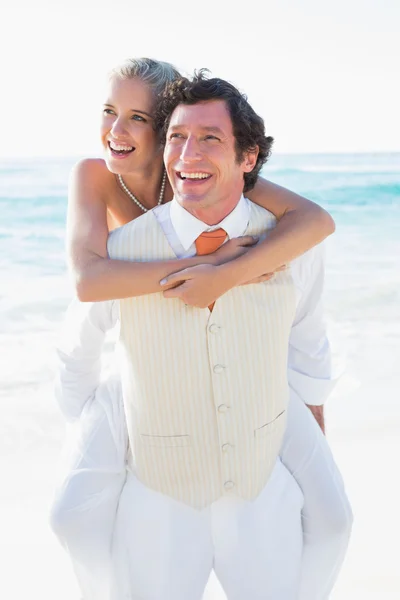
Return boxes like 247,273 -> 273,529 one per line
155,69 -> 274,192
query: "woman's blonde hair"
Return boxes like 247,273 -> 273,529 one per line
110,57 -> 181,102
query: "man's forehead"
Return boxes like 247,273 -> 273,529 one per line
168,100 -> 233,131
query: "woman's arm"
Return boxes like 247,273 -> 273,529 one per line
67,159 -> 254,302
232,176 -> 335,284
161,177 -> 335,306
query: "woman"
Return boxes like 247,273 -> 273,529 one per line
51,58 -> 352,599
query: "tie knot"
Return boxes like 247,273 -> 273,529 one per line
195,228 -> 227,256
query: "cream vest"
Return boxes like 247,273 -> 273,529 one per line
108,202 -> 297,509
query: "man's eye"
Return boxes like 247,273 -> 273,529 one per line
204,135 -> 219,141
169,133 -> 183,139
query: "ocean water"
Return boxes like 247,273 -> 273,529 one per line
1,152 -> 400,599
1,152 -> 399,411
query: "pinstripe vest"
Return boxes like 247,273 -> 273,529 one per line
108,202 -> 297,509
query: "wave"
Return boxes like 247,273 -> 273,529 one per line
0,191 -> 67,201
266,165 -> 400,175
323,183 -> 400,206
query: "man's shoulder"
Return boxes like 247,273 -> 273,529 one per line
108,210 -> 158,239
244,196 -> 277,222
107,209 -> 165,258
244,197 -> 278,239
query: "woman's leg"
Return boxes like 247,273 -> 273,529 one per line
49,376 -> 128,600
280,390 -> 353,600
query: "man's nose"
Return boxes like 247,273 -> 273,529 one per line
180,136 -> 202,162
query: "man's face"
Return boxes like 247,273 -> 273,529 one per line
164,100 -> 257,224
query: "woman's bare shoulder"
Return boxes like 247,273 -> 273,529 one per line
70,157 -> 114,189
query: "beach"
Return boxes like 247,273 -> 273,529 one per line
1,152 -> 399,599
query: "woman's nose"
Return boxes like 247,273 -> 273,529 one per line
110,117 -> 128,138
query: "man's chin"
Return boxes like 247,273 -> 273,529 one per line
175,193 -> 210,208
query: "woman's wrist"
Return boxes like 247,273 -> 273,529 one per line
197,253 -> 219,266
215,261 -> 242,290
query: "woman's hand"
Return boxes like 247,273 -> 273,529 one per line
159,236 -> 257,307
242,264 -> 287,285
211,235 -> 258,265
161,264 -> 231,308
160,262 -> 286,308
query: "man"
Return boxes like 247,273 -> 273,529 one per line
53,73 -> 352,599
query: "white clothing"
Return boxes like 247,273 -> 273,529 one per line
51,197 -> 352,599
50,376 -> 127,600
111,460 -> 303,600
51,379 -> 351,600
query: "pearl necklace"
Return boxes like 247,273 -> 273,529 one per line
118,170 -> 167,213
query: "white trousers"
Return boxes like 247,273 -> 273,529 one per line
111,460 -> 303,600
50,378 -> 353,600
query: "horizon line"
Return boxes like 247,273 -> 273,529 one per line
1,150 -> 400,161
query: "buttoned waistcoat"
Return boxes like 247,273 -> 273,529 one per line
107,203 -> 297,509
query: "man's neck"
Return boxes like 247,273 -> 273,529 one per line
183,196 -> 242,226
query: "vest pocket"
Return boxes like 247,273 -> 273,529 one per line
254,410 -> 286,438
139,433 -> 191,447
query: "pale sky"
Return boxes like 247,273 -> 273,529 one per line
2,0 -> 399,157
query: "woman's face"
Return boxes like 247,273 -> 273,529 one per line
101,76 -> 162,175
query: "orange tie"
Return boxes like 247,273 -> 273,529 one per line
195,228 -> 227,311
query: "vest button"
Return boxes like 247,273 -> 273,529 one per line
222,443 -> 231,452
224,481 -> 235,491
218,404 -> 229,413
213,364 -> 225,374
209,324 -> 220,334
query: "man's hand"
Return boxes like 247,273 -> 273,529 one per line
306,404 -> 325,434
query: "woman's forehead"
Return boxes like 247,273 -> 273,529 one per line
105,76 -> 155,108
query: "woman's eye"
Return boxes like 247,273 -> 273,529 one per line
103,108 -> 115,115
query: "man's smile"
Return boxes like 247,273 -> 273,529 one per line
176,171 -> 212,184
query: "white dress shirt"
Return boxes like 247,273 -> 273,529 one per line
55,196 -> 337,421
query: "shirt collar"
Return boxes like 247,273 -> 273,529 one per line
170,195 -> 250,251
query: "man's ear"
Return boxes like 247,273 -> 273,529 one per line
243,146 -> 259,172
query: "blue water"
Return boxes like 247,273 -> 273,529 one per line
1,153 -> 399,408
2,153 -> 399,262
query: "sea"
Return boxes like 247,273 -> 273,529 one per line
1,152 -> 399,599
